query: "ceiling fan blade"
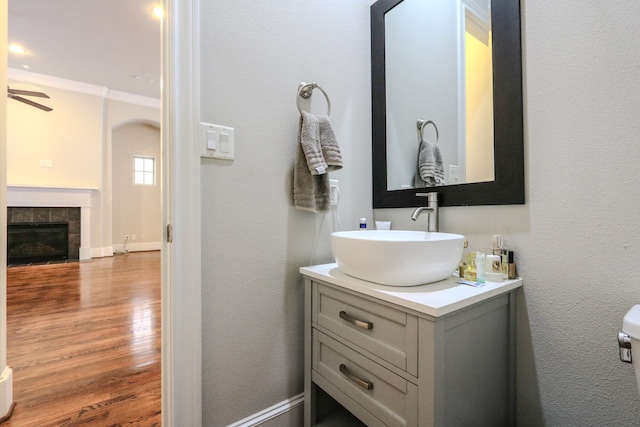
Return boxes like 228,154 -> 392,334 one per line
7,87 -> 50,98
9,95 -> 53,112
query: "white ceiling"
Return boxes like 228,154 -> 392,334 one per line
8,0 -> 161,99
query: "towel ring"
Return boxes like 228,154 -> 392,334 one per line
297,82 -> 331,116
417,119 -> 439,143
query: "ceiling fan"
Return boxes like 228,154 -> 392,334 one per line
7,86 -> 53,112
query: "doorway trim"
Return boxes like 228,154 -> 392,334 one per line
0,0 -> 14,418
161,0 -> 202,425
0,0 -> 204,422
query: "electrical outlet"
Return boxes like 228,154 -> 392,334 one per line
141,234 -> 146,240
329,179 -> 339,206
132,234 -> 137,240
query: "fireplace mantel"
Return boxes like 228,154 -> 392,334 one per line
7,186 -> 97,261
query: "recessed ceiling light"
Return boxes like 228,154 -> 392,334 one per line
8,44 -> 25,55
152,7 -> 163,18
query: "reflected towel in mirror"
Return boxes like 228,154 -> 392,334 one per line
415,139 -> 445,187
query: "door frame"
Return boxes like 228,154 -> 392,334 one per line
161,0 -> 202,425
1,0 -> 203,424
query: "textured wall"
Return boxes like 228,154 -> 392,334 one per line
377,0 -> 640,425
199,1 -> 373,425
111,123 -> 161,248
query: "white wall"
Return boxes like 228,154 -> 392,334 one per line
199,0 -> 373,425
376,1 -> 640,425
7,82 -> 103,189
102,99 -> 160,255
112,123 -> 161,251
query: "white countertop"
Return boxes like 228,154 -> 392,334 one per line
300,263 -> 523,317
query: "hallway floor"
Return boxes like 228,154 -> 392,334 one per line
4,251 -> 161,426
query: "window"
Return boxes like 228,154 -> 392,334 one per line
134,156 -> 155,185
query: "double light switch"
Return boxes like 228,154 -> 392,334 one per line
200,122 -> 235,160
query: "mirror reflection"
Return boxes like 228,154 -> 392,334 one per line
385,0 -> 495,191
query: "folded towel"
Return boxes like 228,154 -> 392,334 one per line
414,139 -> 445,187
294,112 -> 342,213
299,111 -> 343,176
294,143 -> 330,212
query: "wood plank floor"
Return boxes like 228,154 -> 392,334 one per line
4,251 -> 161,426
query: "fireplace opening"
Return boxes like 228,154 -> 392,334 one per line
7,223 -> 69,264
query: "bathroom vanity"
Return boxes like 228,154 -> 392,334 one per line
301,264 -> 522,427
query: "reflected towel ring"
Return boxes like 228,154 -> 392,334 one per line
417,119 -> 439,143
297,82 -> 331,116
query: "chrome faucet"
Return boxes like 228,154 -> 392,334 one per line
411,192 -> 439,232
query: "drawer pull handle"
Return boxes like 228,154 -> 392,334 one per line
339,311 -> 373,330
340,364 -> 374,390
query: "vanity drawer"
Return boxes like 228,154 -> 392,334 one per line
312,283 -> 418,375
313,330 -> 417,427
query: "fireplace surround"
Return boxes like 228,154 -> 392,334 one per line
7,207 -> 79,264
7,186 -> 94,261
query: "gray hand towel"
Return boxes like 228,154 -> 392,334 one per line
414,139 -> 445,187
299,111 -> 343,176
294,112 -> 342,213
294,116 -> 329,212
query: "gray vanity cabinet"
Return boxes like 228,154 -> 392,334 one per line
303,276 -> 517,427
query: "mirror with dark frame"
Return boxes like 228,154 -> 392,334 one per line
371,0 -> 524,208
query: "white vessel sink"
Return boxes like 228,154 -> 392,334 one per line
331,230 -> 465,287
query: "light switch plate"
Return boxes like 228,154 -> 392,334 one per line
200,122 -> 235,160
449,164 -> 460,183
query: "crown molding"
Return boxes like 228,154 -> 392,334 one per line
8,68 -> 160,109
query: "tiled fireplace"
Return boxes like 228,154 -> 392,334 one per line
7,186 -> 94,262
7,207 -> 80,264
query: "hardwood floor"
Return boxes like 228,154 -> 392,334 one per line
4,251 -> 161,426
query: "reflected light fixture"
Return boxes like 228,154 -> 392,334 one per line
8,44 -> 25,54
152,6 -> 163,18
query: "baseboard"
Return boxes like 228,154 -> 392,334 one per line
0,367 -> 14,421
80,247 -> 93,261
90,246 -> 114,259
110,242 -> 161,255
228,393 -> 304,427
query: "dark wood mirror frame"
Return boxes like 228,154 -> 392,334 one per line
371,0 -> 524,208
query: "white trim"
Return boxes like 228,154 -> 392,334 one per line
228,394 -> 305,427
106,90 -> 161,109
8,68 -> 161,108
113,242 -> 161,253
91,246 -> 114,259
0,5 -> 13,416
8,68 -> 105,97
6,186 -> 94,207
161,0 -> 202,425
0,367 -> 13,418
